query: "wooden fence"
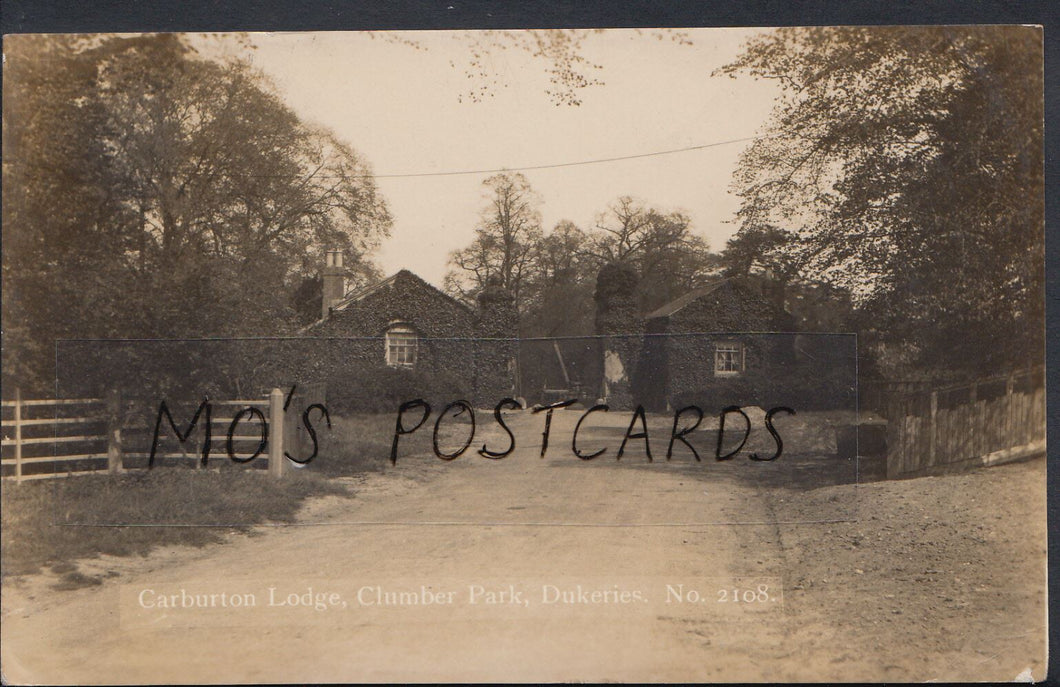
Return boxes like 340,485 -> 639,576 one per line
884,368 -> 1045,478
0,392 -> 112,481
860,379 -> 935,420
1,387 -> 312,482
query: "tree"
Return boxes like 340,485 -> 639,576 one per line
444,172 -> 543,305
520,220 -> 598,337
381,29 -> 692,107
588,196 -> 719,312
721,225 -> 800,281
720,26 -> 1044,374
2,34 -> 391,392
446,190 -> 721,334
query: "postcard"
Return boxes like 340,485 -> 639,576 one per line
1,27 -> 1046,683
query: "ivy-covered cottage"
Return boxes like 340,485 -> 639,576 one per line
292,253 -> 850,413
593,264 -> 852,412
634,279 -> 796,410
302,251 -> 517,406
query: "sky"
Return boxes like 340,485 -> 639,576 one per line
210,29 -> 781,286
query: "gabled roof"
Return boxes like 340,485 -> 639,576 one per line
645,279 -> 731,320
330,271 -> 403,310
303,269 -> 472,332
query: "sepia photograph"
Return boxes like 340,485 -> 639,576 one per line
0,24 -> 1047,683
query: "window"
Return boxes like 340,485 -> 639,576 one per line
385,324 -> 418,368
714,342 -> 744,376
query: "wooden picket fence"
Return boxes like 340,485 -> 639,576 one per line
885,368 -> 1045,478
860,379 -> 935,420
1,387 -> 314,482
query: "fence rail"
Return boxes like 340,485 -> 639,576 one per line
884,368 -> 1045,478
0,397 -> 102,407
2,388 -> 299,482
0,390 -> 110,481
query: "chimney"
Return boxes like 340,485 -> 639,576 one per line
321,250 -> 346,319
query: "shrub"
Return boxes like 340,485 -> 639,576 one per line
327,365 -> 471,414
670,367 -> 854,412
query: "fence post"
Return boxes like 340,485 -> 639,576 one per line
928,390 -> 938,467
268,388 -> 285,479
14,388 -> 22,483
106,388 -> 123,474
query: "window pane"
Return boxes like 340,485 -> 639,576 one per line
715,343 -> 741,373
386,326 -> 418,368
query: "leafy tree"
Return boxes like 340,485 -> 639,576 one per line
444,172 -> 543,305
382,29 -> 692,107
520,220 -> 597,337
2,34 -> 391,392
721,225 -> 800,282
720,26 -> 1044,374
446,191 -> 721,336
588,196 -> 719,312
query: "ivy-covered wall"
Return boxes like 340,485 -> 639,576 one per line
57,271 -> 852,415
304,270 -> 517,406
311,270 -> 476,339
57,271 -> 520,411
612,278 -> 852,412
656,281 -> 785,410
475,279 -> 519,402
663,281 -> 786,333
642,281 -> 853,412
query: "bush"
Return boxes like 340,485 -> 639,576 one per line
670,367 -> 854,412
327,365 -> 471,414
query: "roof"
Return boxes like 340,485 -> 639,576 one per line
644,279 -> 731,320
302,269 -> 472,332
331,271 -> 402,310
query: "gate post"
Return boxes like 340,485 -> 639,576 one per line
268,388 -> 285,478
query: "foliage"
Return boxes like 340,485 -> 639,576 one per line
445,183 -> 723,337
312,413 -> 398,476
2,34 -> 392,393
444,172 -> 543,305
720,26 -> 1044,373
383,29 -> 692,107
588,196 -> 720,312
519,220 -> 598,337
327,365 -> 471,415
721,225 -> 800,282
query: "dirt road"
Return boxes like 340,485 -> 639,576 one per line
1,409 -> 1047,682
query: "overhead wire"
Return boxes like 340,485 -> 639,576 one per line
0,134 -> 766,180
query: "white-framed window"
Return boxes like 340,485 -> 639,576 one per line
385,323 -> 418,369
714,341 -> 745,377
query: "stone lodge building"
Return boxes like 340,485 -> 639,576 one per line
303,251 -> 517,403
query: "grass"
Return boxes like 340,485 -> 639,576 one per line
309,413 -> 396,477
1,462 -> 349,579
1,412 -> 437,582
308,410 -> 475,474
